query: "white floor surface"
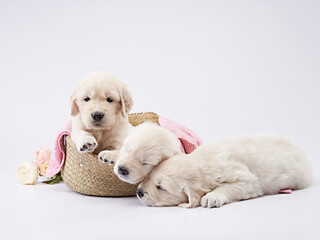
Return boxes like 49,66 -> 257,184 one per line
1,173 -> 319,240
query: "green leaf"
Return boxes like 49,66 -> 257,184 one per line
42,172 -> 63,185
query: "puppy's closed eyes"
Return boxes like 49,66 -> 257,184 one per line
137,134 -> 313,208
113,122 -> 182,184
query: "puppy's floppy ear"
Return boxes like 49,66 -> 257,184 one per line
178,185 -> 201,208
70,90 -> 79,116
118,84 -> 134,117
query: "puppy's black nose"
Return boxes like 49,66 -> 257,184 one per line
118,166 -> 129,176
136,188 -> 144,198
92,112 -> 104,121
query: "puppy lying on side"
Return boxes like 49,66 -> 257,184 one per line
98,122 -> 182,184
137,134 -> 313,208
70,72 -> 133,158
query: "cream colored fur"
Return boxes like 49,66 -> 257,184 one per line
138,134 -> 313,208
112,122 -> 182,184
70,72 -> 133,157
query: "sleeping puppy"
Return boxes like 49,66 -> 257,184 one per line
137,134 -> 313,208
99,122 -> 182,184
70,72 -> 133,158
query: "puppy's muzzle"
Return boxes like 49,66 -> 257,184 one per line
91,112 -> 104,121
118,166 -> 129,176
136,188 -> 144,198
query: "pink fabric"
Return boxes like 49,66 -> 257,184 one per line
159,116 -> 203,154
45,117 -> 203,177
46,120 -> 72,178
279,189 -> 292,194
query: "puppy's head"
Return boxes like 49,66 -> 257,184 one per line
113,122 -> 181,184
70,72 -> 133,130
136,156 -> 189,207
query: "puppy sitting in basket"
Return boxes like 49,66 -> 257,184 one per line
70,71 -> 133,161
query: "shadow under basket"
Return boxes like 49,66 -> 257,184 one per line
61,112 -> 160,197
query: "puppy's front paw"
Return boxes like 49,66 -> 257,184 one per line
77,136 -> 98,153
98,150 -> 118,165
200,191 -> 228,208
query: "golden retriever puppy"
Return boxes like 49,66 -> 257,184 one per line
137,134 -> 313,208
70,72 -> 133,159
111,122 -> 182,184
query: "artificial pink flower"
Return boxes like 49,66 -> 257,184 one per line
35,147 -> 51,167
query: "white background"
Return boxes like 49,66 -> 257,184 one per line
0,1 -> 319,239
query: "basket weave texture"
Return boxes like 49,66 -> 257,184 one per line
61,112 -> 159,197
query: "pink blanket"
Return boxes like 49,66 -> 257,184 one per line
46,116 -> 203,178
46,120 -> 72,177
158,116 -> 203,154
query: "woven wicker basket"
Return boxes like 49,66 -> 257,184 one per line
61,112 -> 160,197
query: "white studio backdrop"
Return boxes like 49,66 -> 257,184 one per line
0,0 -> 319,181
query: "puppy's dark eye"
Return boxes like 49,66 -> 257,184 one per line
106,97 -> 113,103
84,97 -> 90,102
